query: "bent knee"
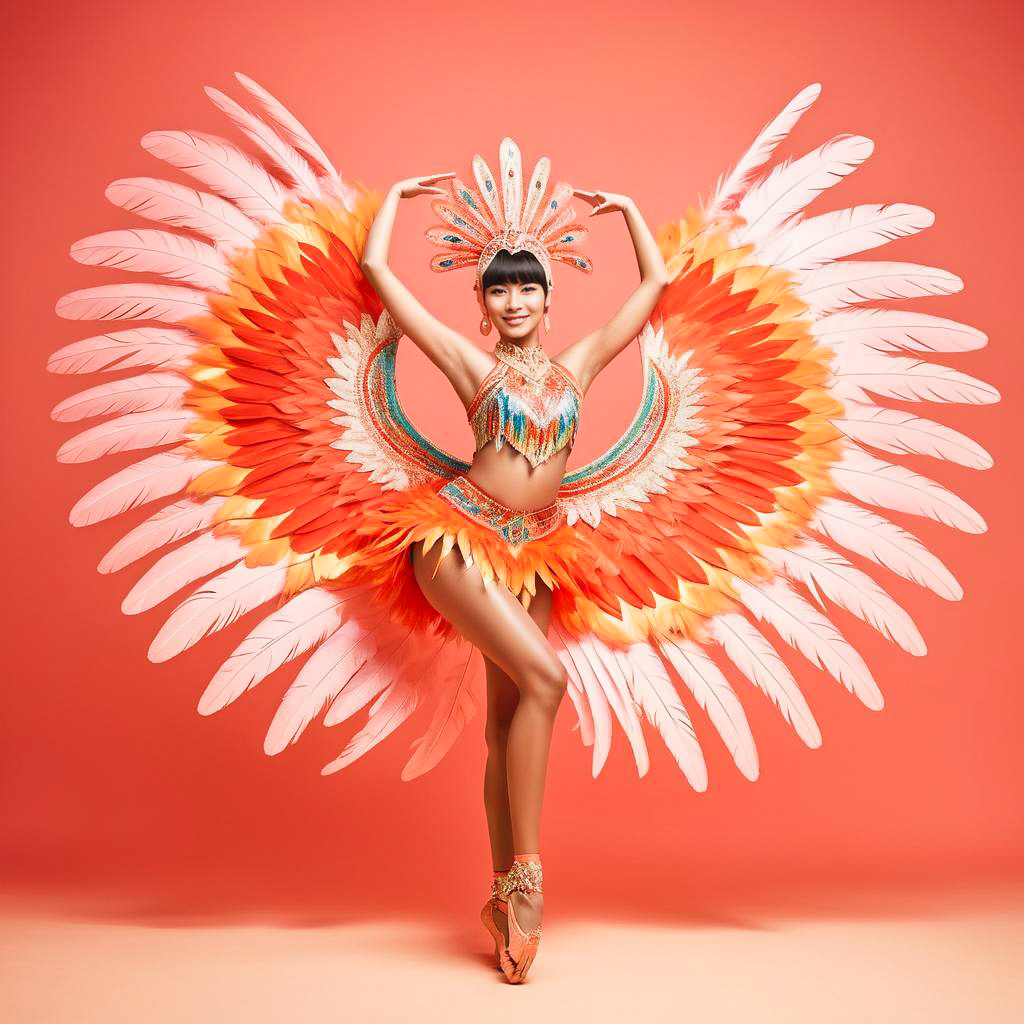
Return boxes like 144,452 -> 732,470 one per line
521,656 -> 568,709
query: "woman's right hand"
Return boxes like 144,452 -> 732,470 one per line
392,172 -> 456,200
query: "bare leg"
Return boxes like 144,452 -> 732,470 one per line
411,542 -> 564,943
482,583 -> 553,949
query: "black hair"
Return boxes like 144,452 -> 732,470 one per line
480,248 -> 548,296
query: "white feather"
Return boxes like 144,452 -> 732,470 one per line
233,72 -> 341,183
140,130 -> 288,223
56,283 -> 210,323
797,261 -> 961,315
263,613 -> 378,754
831,347 -> 1000,405
830,447 -> 986,533
323,676 -> 421,775
70,229 -> 229,290
614,640 -> 708,790
655,637 -> 758,781
577,632 -> 650,777
550,628 -> 596,745
706,83 -> 822,219
147,559 -> 291,663
734,577 -> 884,710
105,176 -> 259,247
323,619 -> 419,727
201,587 -> 348,715
55,409 -> 194,463
401,640 -> 482,780
122,533 -> 248,614
833,397 -> 994,468
735,134 -> 874,246
51,372 -> 189,422
69,447 -> 220,527
204,85 -> 323,198
551,622 -> 613,776
807,497 -> 961,600
48,328 -> 198,375
811,308 -> 988,354
758,203 -> 934,270
762,537 -> 926,654
99,496 -> 223,573
710,613 -> 822,747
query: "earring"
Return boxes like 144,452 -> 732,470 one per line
480,316 -> 492,336
543,309 -> 551,333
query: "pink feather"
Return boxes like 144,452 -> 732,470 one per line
401,640 -> 482,780
807,498 -> 962,600
51,372 -> 189,422
47,328 -> 199,375
140,130 -> 287,223
56,283 -> 209,323
68,447 -> 220,527
105,176 -> 258,246
56,409 -> 193,463
99,496 -> 222,573
71,229 -> 228,290
122,533 -> 248,614
147,559 -> 291,663
201,587 -> 348,715
203,85 -> 323,198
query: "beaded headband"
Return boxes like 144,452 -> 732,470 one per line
424,137 -> 594,293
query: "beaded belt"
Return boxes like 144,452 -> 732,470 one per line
437,475 -> 563,544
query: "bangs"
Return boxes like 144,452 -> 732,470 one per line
481,248 -> 548,292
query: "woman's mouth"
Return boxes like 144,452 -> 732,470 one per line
504,316 -> 527,325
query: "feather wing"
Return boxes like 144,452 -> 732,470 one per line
552,82 -> 993,789
51,75 -> 476,777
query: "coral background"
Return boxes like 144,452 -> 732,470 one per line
2,0 -> 1021,925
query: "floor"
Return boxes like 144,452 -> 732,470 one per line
1,881 -> 1021,1023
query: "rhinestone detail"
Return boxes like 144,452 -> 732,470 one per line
496,859 -> 543,900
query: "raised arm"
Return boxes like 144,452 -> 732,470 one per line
360,176 -> 492,407
553,192 -> 669,393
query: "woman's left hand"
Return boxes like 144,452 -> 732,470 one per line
572,189 -> 633,217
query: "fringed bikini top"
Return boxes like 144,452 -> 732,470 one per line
467,340 -> 582,469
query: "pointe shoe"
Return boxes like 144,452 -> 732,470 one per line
481,871 -> 508,970
496,856 -> 543,984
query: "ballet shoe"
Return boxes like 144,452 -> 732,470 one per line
495,856 -> 543,984
482,870 -> 508,970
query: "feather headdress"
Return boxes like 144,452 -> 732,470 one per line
424,137 -> 594,290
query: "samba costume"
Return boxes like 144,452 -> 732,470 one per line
52,75 -> 995,789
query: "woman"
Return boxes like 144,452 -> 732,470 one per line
359,169 -> 668,982
54,75 -> 985,989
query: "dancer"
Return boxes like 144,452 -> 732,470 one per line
358,166 -> 667,980
51,75 -> 995,985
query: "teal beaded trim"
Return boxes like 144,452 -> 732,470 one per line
437,475 -> 562,545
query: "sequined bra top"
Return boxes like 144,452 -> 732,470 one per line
467,343 -> 582,469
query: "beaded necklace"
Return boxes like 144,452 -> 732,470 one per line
467,340 -> 581,468
492,339 -> 551,381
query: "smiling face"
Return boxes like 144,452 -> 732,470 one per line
482,280 -> 547,340
478,248 -> 550,345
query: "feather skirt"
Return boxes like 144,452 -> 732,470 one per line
341,478 -> 620,640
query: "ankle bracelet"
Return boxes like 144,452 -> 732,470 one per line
496,859 -> 543,900
489,869 -> 509,901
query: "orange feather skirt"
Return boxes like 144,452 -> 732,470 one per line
341,474 -> 619,640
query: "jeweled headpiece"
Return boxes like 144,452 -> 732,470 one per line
424,137 -> 594,293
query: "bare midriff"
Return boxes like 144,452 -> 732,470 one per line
465,440 -> 571,511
